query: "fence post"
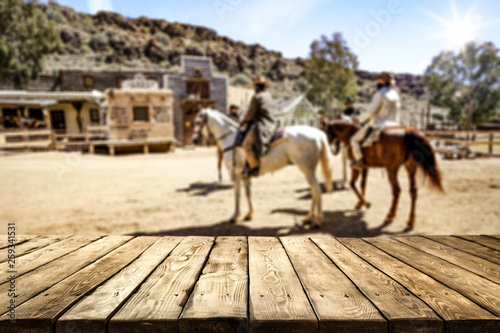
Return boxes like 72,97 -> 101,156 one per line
489,133 -> 494,157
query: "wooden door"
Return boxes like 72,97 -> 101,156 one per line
50,110 -> 66,133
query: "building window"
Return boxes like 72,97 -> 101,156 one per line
28,109 -> 44,120
89,108 -> 100,124
133,106 -> 149,122
83,75 -> 95,89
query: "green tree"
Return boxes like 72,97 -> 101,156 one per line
0,0 -> 60,88
424,41 -> 500,128
305,33 -> 359,118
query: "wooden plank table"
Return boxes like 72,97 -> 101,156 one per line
1,235 -> 499,332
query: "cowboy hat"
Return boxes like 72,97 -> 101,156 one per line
375,71 -> 396,85
250,75 -> 270,87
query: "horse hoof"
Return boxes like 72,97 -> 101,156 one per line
244,213 -> 253,221
312,221 -> 322,228
403,226 -> 413,233
383,219 -> 393,226
355,204 -> 362,210
365,202 -> 371,209
303,216 -> 314,224
229,214 -> 240,223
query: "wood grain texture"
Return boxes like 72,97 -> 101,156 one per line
312,237 -> 443,333
396,236 -> 500,284
0,236 -> 101,280
456,235 -> 500,252
0,236 -> 132,316
56,236 -> 181,333
0,235 -> 71,263
0,235 -> 38,249
179,236 -> 248,333
339,237 -> 500,333
281,237 -> 386,333
366,237 -> 500,317
248,237 -> 317,333
424,235 -> 500,266
108,236 -> 214,333
0,237 -> 157,333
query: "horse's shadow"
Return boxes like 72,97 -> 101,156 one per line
177,181 -> 232,196
128,208 -> 404,238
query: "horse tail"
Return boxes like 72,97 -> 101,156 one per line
404,131 -> 445,193
320,133 -> 334,193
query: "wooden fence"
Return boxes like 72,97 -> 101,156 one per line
424,130 -> 500,157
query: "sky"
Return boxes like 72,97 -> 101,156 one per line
46,0 -> 500,74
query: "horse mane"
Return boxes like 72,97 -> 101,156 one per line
204,108 -> 239,128
329,120 -> 359,142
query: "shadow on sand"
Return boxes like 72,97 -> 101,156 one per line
177,181 -> 232,196
128,207 -> 406,238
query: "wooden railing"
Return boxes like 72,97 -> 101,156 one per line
424,130 -> 500,156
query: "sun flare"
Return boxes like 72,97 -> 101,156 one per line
425,0 -> 483,49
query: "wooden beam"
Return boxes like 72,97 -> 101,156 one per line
312,237 -> 443,333
56,237 -> 181,333
0,237 -> 158,333
339,237 -> 500,333
179,236 -> 248,333
366,237 -> 500,317
248,237 -> 317,333
0,236 -> 132,314
281,237 -> 386,333
108,236 -> 214,333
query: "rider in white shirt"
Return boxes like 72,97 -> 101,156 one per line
350,72 -> 401,169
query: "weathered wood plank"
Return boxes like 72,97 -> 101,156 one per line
396,236 -> 500,284
339,237 -> 500,333
0,235 -> 38,249
0,236 -> 132,315
108,236 -> 214,333
312,237 -> 442,333
487,235 -> 500,241
0,237 -> 158,333
56,237 -> 181,333
0,236 -> 102,280
0,235 -> 71,263
456,235 -> 500,252
366,237 -> 500,317
424,235 -> 500,266
281,237 -> 387,333
248,237 -> 317,333
179,236 -> 248,333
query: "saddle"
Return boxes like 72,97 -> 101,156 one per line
361,124 -> 405,148
234,126 -> 287,148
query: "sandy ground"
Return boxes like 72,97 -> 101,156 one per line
1,147 -> 499,237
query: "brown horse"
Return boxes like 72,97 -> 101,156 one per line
321,120 -> 444,231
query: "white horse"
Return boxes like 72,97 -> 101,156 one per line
192,108 -> 334,227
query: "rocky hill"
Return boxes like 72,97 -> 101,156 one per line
39,2 -> 425,100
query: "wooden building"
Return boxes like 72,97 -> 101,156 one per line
99,74 -> 175,154
0,90 -> 104,133
165,56 -> 228,144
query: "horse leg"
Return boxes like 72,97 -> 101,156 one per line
360,168 -> 371,209
303,172 -> 322,228
230,175 -> 241,223
350,168 -> 367,209
385,166 -> 401,224
217,147 -> 223,183
243,177 -> 254,221
405,163 -> 418,231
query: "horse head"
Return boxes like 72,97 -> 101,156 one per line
192,109 -> 210,146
